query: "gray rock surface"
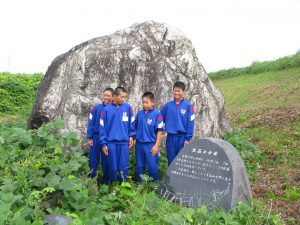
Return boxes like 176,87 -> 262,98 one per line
28,21 -> 231,142
44,215 -> 73,225
158,138 -> 252,211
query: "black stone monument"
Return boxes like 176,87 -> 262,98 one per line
158,138 -> 251,211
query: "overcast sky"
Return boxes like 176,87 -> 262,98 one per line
0,0 -> 299,74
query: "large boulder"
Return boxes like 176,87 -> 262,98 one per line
28,21 -> 231,143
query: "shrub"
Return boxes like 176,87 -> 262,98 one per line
0,121 -> 283,224
0,73 -> 43,116
225,129 -> 266,181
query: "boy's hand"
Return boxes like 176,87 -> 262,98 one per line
151,145 -> 159,156
129,137 -> 134,149
87,139 -> 93,147
102,146 -> 108,155
184,141 -> 189,146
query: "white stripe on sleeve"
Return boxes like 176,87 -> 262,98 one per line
131,116 -> 135,123
100,119 -> 104,127
190,114 -> 195,121
158,121 -> 163,128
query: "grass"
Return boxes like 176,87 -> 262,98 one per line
246,126 -> 299,167
212,67 -> 300,167
0,114 -> 28,129
209,52 -> 300,79
212,66 -> 300,223
213,67 -> 300,113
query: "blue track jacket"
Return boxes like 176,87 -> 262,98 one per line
87,103 -> 105,139
160,98 -> 195,141
135,108 -> 164,143
99,102 -> 136,146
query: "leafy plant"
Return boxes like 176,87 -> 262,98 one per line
0,120 -> 284,224
225,129 -> 266,181
0,73 -> 43,116
282,187 -> 300,202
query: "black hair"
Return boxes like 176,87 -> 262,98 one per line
104,87 -> 114,96
173,81 -> 186,91
142,92 -> 154,101
114,86 -> 127,96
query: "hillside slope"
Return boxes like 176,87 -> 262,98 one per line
213,67 -> 300,223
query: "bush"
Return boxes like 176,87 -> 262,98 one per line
0,73 -> 43,116
225,129 -> 266,181
0,120 -> 282,224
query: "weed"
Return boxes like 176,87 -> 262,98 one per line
225,129 -> 266,181
0,73 -> 43,116
282,187 -> 300,202
0,120 -> 283,224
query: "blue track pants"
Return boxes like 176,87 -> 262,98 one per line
107,143 -> 129,183
135,142 -> 159,182
166,134 -> 185,166
88,135 -> 108,183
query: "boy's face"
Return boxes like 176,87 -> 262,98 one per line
114,92 -> 127,105
173,87 -> 184,101
102,90 -> 113,105
142,97 -> 154,112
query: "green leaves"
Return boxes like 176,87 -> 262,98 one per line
46,174 -> 61,187
1,192 -> 23,205
225,129 -> 266,181
282,187 -> 300,202
0,136 -> 4,144
34,120 -> 80,151
0,73 -> 43,115
58,177 -> 81,191
1,127 -> 32,147
0,120 -> 284,224
0,120 -> 89,223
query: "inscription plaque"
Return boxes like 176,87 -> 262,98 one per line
158,138 -> 251,211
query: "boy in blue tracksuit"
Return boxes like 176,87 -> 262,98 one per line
99,87 -> 136,183
135,92 -> 163,182
160,81 -> 195,166
86,88 -> 114,180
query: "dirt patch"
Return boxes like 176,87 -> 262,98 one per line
251,168 -> 300,224
285,86 -> 300,97
260,83 -> 279,98
228,107 -> 300,223
229,107 -> 300,128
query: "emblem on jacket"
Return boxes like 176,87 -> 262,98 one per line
181,109 -> 186,116
122,112 -> 129,122
147,118 -> 152,125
